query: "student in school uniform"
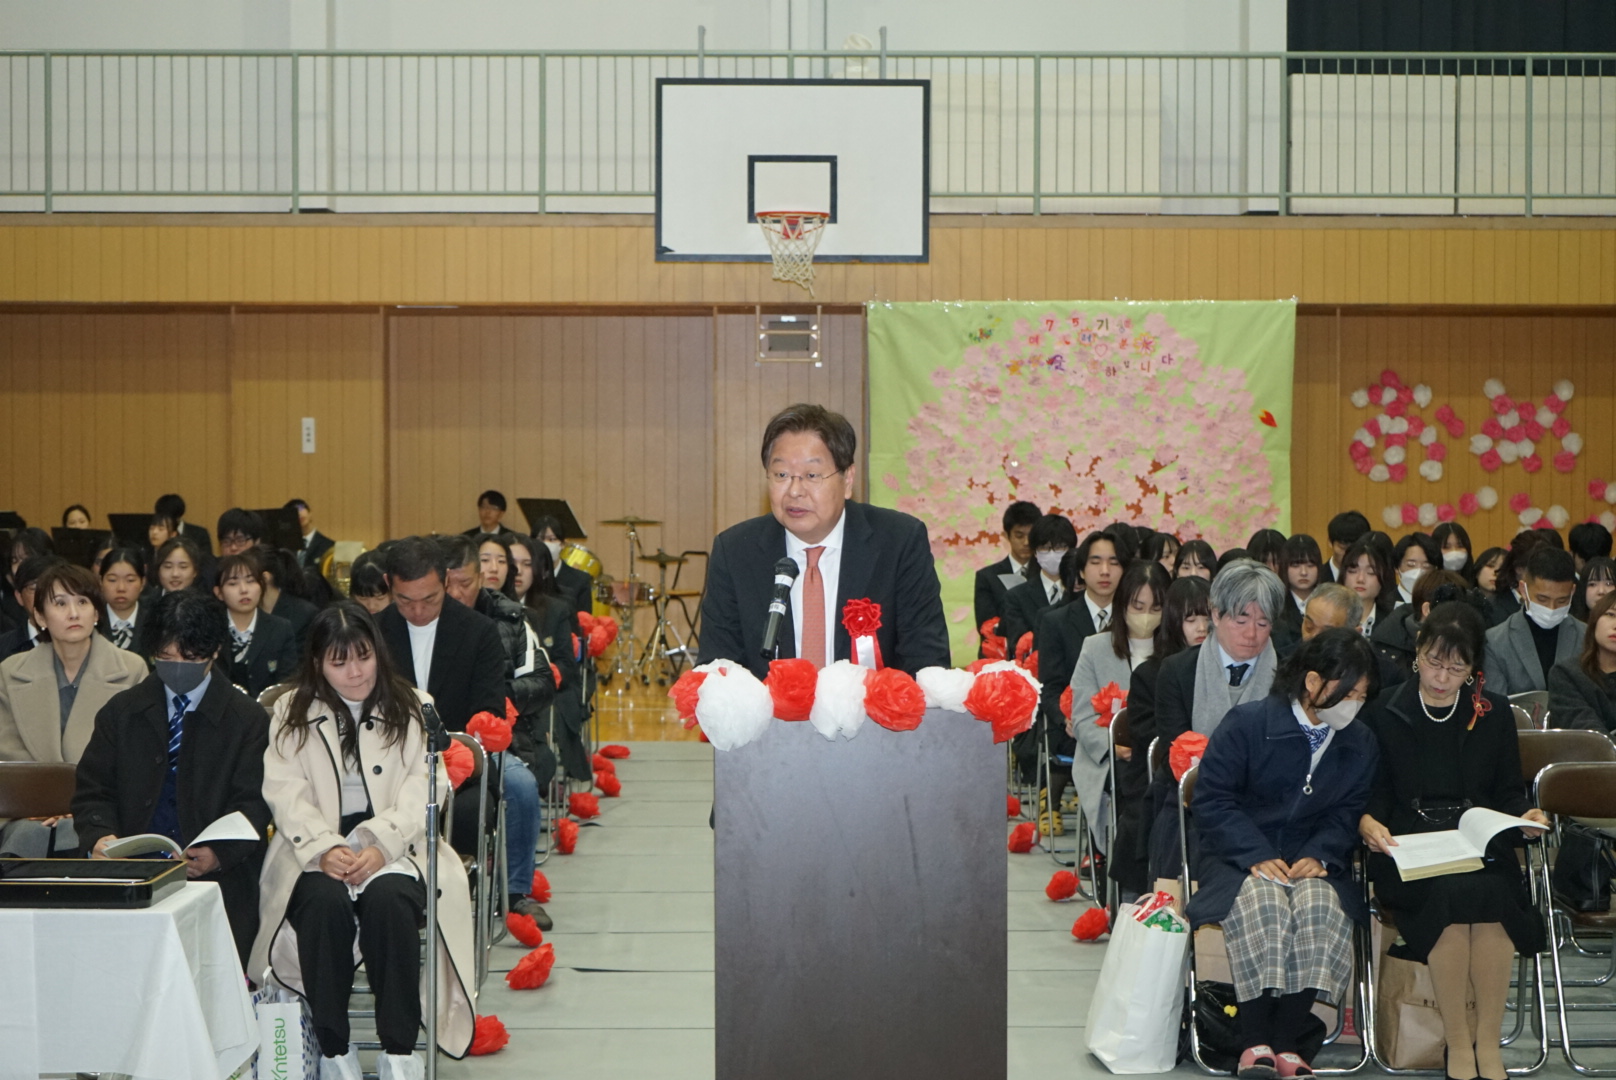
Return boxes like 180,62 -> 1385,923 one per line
98,547 -> 154,663
998,513 -> 1078,653
972,500 -> 1041,657
156,493 -> 213,556
214,553 -> 299,699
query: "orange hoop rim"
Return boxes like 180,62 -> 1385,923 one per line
755,210 -> 830,221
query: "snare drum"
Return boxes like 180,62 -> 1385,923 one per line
596,579 -> 652,607
560,542 -> 602,578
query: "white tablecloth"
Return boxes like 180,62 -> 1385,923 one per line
0,881 -> 258,1080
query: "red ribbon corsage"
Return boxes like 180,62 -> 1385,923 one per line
1090,682 -> 1128,728
842,599 -> 884,669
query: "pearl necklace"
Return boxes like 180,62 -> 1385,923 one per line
1418,688 -> 1461,723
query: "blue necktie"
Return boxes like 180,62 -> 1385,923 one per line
1304,723 -> 1330,753
168,694 -> 189,769
1227,663 -> 1250,687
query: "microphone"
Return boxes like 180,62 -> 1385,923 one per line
760,557 -> 800,660
420,701 -> 451,753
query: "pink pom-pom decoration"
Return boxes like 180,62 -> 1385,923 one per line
1479,449 -> 1502,472
1387,399 -> 1407,418
1435,404 -> 1455,422
1545,394 -> 1567,414
1535,519 -> 1556,531
1445,419 -> 1466,439
1349,440 -> 1371,460
1386,432 -> 1408,448
1591,480 -> 1610,501
1401,503 -> 1420,526
1396,385 -> 1415,404
1380,369 -> 1402,388
1353,456 -> 1373,475
1552,416 -> 1572,439
1426,442 -> 1447,462
1438,503 -> 1458,522
1522,454 -> 1544,474
1554,451 -> 1577,473
1492,395 -> 1515,415
1459,492 -> 1480,515
1482,418 -> 1505,439
1363,417 -> 1382,436
1406,415 -> 1426,436
1504,424 -> 1525,442
1509,491 -> 1533,513
1389,463 -> 1408,483
1523,419 -> 1545,441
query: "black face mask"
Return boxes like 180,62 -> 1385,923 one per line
155,658 -> 210,696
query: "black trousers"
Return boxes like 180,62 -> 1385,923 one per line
285,870 -> 427,1057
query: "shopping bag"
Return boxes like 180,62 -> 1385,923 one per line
1372,919 -> 1474,1070
1085,902 -> 1191,1073
253,981 -> 318,1080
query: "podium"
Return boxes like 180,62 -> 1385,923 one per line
713,708 -> 1007,1080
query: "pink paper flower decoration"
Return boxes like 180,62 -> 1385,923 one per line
1479,449 -> 1502,472
1386,432 -> 1408,448
1437,503 -> 1457,522
1554,451 -> 1577,473
1353,456 -> 1373,475
1503,424 -> 1525,442
1482,418 -> 1505,439
1386,399 -> 1407,418
1521,454 -> 1544,474
1349,440 -> 1370,460
1545,394 -> 1567,414
1445,419 -> 1466,439
1362,417 -> 1382,436
1389,463 -> 1408,483
1509,491 -> 1533,513
1401,503 -> 1420,526
1552,416 -> 1572,439
1406,416 -> 1426,436
1523,419 -> 1545,441
1491,395 -> 1515,415
1426,442 -> 1448,462
1380,369 -> 1402,388
1591,480 -> 1610,500
1459,492 -> 1481,515
1534,519 -> 1556,530
1434,404 -> 1455,423
1396,385 -> 1414,404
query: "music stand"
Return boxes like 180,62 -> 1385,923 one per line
106,514 -> 152,550
0,512 -> 26,550
51,528 -> 113,568
517,498 -> 586,541
249,508 -> 304,554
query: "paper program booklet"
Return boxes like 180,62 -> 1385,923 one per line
1388,807 -> 1542,882
101,811 -> 260,860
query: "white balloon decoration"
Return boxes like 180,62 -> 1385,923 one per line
1381,505 -> 1404,529
1413,384 -> 1433,408
1418,503 -> 1439,527
1354,428 -> 1376,447
1602,512 -> 1616,531
1369,464 -> 1391,483
1546,505 -> 1570,529
1469,434 -> 1494,455
1380,386 -> 1398,405
1520,508 -> 1544,526
1516,439 -> 1536,459
1383,445 -> 1406,466
1536,405 -> 1556,427
1350,388 -> 1370,409
1419,459 -> 1444,482
1497,442 -> 1520,464
1477,486 -> 1500,510
1562,433 -> 1583,455
1483,378 -> 1506,400
1498,409 -> 1520,430
1419,427 -> 1439,446
1554,379 -> 1575,402
1606,483 -> 1616,505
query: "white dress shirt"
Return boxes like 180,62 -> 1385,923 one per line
785,509 -> 847,663
1084,592 -> 1112,632
406,617 -> 439,689
1044,575 -> 1062,605
109,604 -> 138,642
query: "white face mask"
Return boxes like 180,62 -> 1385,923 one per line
1520,586 -> 1571,630
1442,549 -> 1468,571
544,539 -> 564,565
1035,549 -> 1066,578
1314,697 -> 1363,731
1399,569 -> 1424,594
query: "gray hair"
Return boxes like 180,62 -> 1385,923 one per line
1209,558 -> 1286,624
1307,583 -> 1364,630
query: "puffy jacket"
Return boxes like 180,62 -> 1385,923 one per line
475,588 -> 556,732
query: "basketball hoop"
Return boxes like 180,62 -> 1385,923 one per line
756,211 -> 829,297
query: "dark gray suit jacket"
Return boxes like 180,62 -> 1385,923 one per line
1483,610 -> 1584,696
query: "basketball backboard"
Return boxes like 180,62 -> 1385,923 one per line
655,79 -> 929,263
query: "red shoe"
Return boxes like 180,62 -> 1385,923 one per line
1237,1045 -> 1278,1079
1275,1052 -> 1315,1078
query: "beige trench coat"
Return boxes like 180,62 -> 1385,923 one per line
0,636 -> 149,764
249,689 -> 475,1058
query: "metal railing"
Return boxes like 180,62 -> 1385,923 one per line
1,47 -> 1612,215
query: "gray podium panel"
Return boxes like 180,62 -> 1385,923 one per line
714,708 -> 1007,1080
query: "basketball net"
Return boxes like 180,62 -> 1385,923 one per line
756,211 -> 828,297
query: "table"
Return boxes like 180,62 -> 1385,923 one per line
0,881 -> 258,1080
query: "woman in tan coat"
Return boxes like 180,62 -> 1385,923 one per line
0,562 -> 147,857
249,602 -> 474,1080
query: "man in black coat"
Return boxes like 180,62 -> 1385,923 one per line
285,498 -> 335,571
73,591 -> 271,967
972,500 -> 1041,657
698,403 -> 950,680
375,536 -> 508,731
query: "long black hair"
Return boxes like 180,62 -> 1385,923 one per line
1340,535 -> 1396,619
475,533 -> 520,601
507,534 -> 562,619
1174,539 -> 1217,578
1572,557 -> 1615,623
1157,575 -> 1212,660
277,602 -> 421,765
1272,626 -> 1380,710
1109,559 -> 1172,662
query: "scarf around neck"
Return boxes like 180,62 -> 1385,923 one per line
1191,639 -> 1278,735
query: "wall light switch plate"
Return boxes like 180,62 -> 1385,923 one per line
301,417 -> 316,454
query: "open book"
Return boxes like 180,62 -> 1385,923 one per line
101,811 -> 260,860
1387,807 -> 1543,882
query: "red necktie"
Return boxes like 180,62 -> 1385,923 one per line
803,546 -> 826,669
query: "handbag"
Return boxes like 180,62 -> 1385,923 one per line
1085,903 -> 1192,1073
1550,822 -> 1615,913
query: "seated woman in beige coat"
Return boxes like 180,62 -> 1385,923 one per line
0,562 -> 148,857
250,602 -> 474,1080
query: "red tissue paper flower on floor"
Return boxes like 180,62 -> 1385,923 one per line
469,1015 -> 509,1055
555,818 -> 579,854
569,792 -> 600,819
1059,684 -> 1074,720
978,617 -> 1007,661
530,870 -> 551,903
864,667 -> 927,731
1072,907 -> 1110,941
1169,731 -> 1209,782
965,669 -> 1038,744
591,753 -> 616,775
506,943 -> 556,990
669,669 -> 707,723
1007,821 -> 1037,853
595,771 -> 622,797
766,658 -> 818,721
442,738 -> 474,789
466,710 -> 512,753
1090,682 -> 1128,728
600,744 -> 631,759
505,911 -> 543,947
1046,871 -> 1079,901
1007,795 -> 1021,818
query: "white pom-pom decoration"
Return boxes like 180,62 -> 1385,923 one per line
1483,379 -> 1506,400
1380,386 -> 1398,405
1413,384 -> 1433,408
1555,379 -> 1574,402
1369,464 -> 1391,483
1393,417 -> 1412,435
1516,439 -> 1536,459
1419,427 -> 1439,446
1520,508 -> 1544,526
807,661 -> 871,742
1606,483 -> 1616,504
1384,445 -> 1406,466
1536,405 -> 1556,427
1498,409 -> 1520,430
1497,441 -> 1520,464
916,666 -> 973,713
1350,388 -> 1370,409
1470,434 -> 1494,455
694,663 -> 776,751
1547,505 -> 1570,529
1419,460 -> 1444,482
1477,486 -> 1499,510
1601,511 -> 1616,531
1562,433 -> 1583,455
1418,503 -> 1439,527
1382,505 -> 1404,529
1354,428 -> 1376,448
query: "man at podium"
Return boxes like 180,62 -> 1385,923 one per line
698,403 -> 951,679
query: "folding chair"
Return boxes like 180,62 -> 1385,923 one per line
1521,729 -> 1616,968
1178,765 -> 1371,1076
0,762 -> 77,855
1537,761 -> 1616,1074
1511,691 -> 1552,730
1514,705 -> 1538,731
1146,735 -> 1160,788
1104,708 -> 1132,911
1034,710 -> 1081,875
444,732 -> 496,992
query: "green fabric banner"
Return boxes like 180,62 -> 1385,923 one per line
867,300 -> 1296,664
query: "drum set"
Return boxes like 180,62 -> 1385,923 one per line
571,515 -> 703,687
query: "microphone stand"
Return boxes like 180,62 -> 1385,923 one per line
421,703 -> 451,1080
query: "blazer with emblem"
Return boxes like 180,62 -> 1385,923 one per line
298,530 -> 335,570
217,610 -> 299,699
0,636 -> 150,765
376,599 -> 508,731
71,672 -> 272,963
1483,609 -> 1585,697
697,501 -> 951,680
973,556 -> 1015,655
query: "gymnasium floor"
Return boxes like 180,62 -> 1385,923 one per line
438,682 -> 1616,1079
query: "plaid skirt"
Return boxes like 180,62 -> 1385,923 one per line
1221,875 -> 1354,1005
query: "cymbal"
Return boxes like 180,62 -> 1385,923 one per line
639,550 -> 688,566
601,515 -> 661,526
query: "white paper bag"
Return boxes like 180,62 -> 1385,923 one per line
1084,904 -> 1191,1074
253,992 -> 311,1080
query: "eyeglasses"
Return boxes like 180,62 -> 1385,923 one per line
1417,655 -> 1472,678
766,469 -> 843,488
